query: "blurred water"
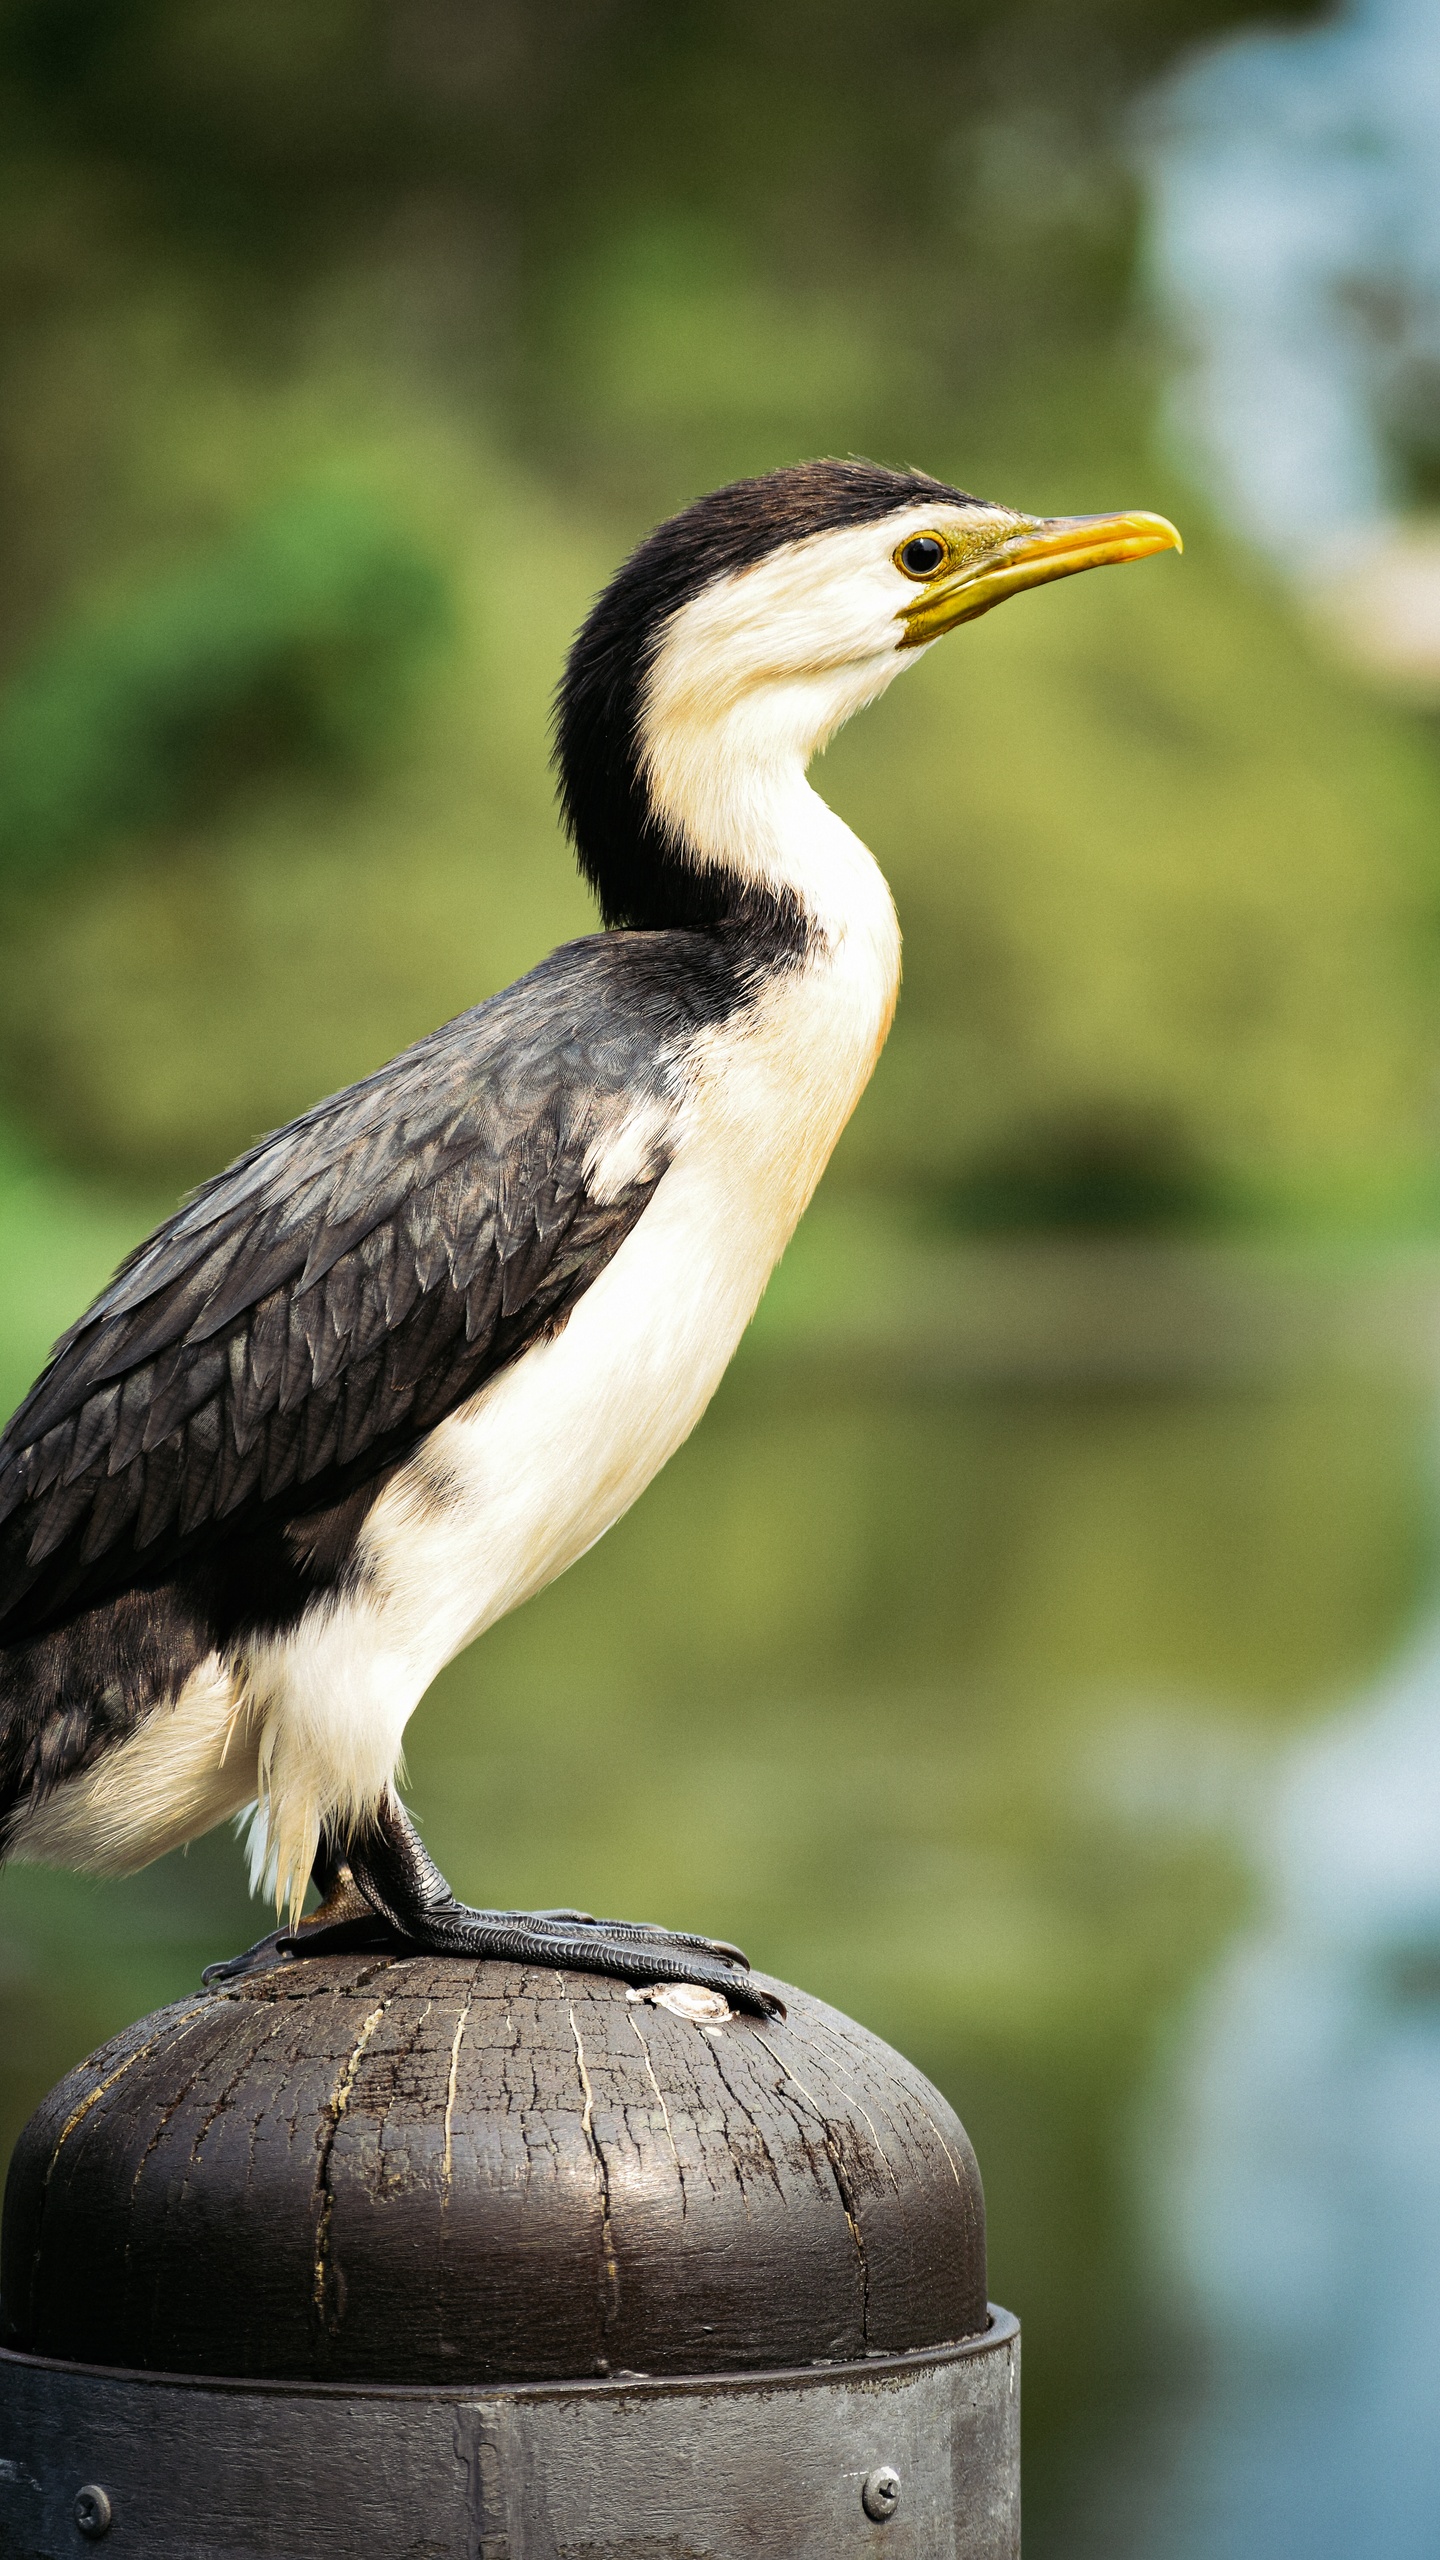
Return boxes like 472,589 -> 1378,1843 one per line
1144,0 -> 1440,574
1094,1581 -> 1440,2557
1066,13 -> 1440,2546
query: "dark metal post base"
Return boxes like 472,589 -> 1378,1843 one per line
0,2311 -> 1019,2559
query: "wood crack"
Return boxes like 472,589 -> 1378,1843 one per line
568,1993 -> 619,2358
43,2010 -> 208,2191
627,2006 -> 685,2209
806,2023 -> 900,2195
441,1984 -> 476,2209
311,1997 -> 389,2339
757,2029 -> 871,2351
122,2032 -> 246,2272
706,2032 -> 783,2201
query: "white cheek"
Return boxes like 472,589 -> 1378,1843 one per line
633,499 -> 1009,918
719,562 -> 912,679
646,539 -> 915,723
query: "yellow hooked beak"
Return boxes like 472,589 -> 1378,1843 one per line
897,508 -> 1182,646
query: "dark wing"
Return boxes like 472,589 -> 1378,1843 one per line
0,933 -> 687,1645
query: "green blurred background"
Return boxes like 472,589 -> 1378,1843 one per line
1,2 -> 1438,2548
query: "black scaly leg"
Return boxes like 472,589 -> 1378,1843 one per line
207,1795 -> 783,2018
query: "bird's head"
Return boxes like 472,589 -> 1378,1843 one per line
556,459 -> 1180,936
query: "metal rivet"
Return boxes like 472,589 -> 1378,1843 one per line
862,2465 -> 902,2522
74,2485 -> 113,2538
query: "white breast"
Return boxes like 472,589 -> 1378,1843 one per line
362,792 -> 899,1683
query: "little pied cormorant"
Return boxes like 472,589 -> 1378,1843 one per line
0,462 -> 1179,2017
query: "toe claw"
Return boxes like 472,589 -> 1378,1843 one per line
736,1983 -> 786,2022
203,1927 -> 288,1984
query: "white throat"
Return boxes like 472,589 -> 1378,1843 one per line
635,531 -> 915,957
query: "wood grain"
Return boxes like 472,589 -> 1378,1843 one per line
0,1954 -> 987,2384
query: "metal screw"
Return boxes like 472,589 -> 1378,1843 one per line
74,2485 -> 113,2539
862,2466 -> 901,2522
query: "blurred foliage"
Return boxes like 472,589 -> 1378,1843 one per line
0,489 -> 449,883
0,0 -> 1423,1228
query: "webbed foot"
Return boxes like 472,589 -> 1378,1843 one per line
204,1800 -> 782,2019
350,1896 -> 780,2017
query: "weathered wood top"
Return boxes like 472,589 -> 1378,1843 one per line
1,1953 -> 986,2385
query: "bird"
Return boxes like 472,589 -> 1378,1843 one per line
0,460 -> 1179,2018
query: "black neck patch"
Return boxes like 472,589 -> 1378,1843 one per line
554,459 -> 976,939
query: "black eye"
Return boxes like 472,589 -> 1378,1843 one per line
897,533 -> 946,578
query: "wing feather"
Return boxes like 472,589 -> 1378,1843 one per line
0,935 -> 679,1643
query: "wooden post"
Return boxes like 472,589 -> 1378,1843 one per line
0,1951 -> 1020,2556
